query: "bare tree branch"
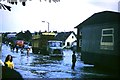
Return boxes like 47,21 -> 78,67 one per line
0,0 -> 60,11
0,3 -> 11,11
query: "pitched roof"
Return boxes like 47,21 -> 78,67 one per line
75,11 -> 120,29
55,31 -> 76,41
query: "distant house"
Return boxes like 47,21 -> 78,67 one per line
55,31 -> 77,48
75,11 -> 120,70
7,33 -> 17,44
7,33 -> 16,38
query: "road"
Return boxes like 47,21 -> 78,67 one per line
1,44 -> 114,79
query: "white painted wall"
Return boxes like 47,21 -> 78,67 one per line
64,33 -> 77,48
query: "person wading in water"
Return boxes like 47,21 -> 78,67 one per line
71,51 -> 76,70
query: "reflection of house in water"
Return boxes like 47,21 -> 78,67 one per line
75,11 -> 120,71
55,31 -> 77,49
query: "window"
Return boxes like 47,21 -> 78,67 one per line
100,28 -> 114,50
72,36 -> 74,38
79,39 -> 82,47
67,42 -> 70,46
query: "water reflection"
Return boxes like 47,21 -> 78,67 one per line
2,44 -> 117,78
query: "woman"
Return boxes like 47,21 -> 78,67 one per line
4,55 -> 14,69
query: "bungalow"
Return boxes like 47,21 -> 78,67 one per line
75,11 -> 120,71
55,31 -> 77,49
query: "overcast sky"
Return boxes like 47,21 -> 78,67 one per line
0,0 -> 119,33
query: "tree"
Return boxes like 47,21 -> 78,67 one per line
16,30 -> 32,41
0,0 -> 29,11
2,32 -> 10,43
0,0 -> 60,11
0,3 -> 11,11
24,30 -> 32,41
16,31 -> 24,40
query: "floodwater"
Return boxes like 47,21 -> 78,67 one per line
1,44 -> 117,79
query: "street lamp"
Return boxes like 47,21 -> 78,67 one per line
42,21 -> 49,32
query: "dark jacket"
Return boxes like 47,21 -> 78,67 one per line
1,66 -> 24,80
72,54 -> 76,62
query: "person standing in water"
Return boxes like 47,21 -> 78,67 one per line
27,48 -> 30,57
71,51 -> 76,70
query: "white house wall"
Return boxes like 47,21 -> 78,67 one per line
64,33 -> 77,48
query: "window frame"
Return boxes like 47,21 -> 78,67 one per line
100,28 -> 114,50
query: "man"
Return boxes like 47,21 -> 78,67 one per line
71,51 -> 76,70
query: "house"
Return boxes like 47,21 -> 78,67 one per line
6,33 -> 17,45
55,31 -> 77,49
75,11 -> 120,71
7,33 -> 17,39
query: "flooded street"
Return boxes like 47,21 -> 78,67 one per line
1,44 -> 115,79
